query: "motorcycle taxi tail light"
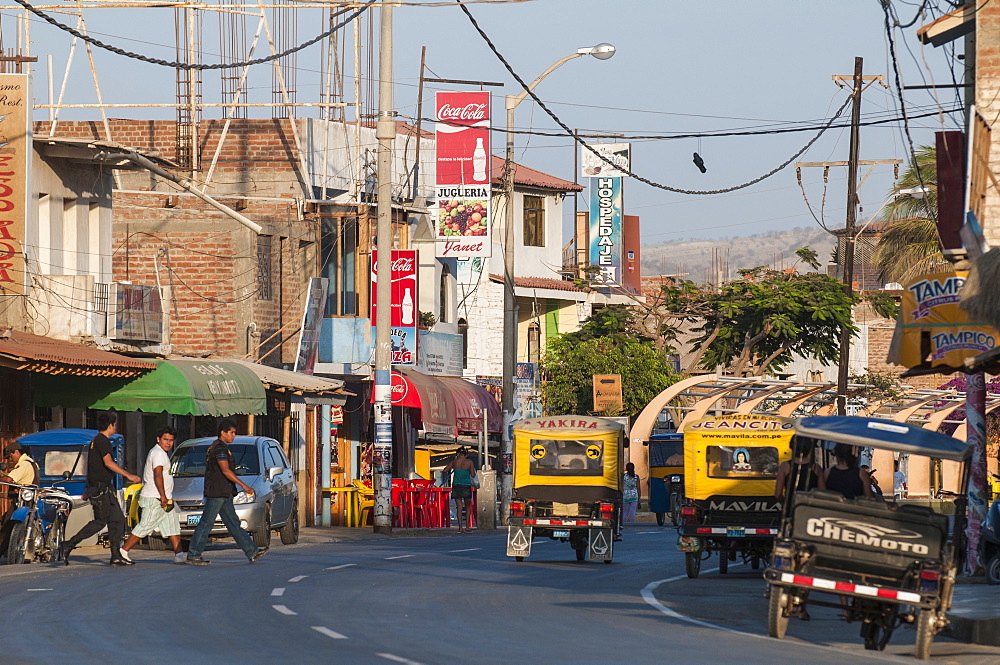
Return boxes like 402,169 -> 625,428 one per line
510,500 -> 525,518
920,568 -> 940,592
679,505 -> 698,517
599,502 -> 614,518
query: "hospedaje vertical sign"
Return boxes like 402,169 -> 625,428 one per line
0,74 -> 29,295
371,249 -> 418,365
434,91 -> 491,258
589,177 -> 623,287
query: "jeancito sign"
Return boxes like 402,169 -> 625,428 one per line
0,74 -> 30,295
434,91 -> 491,258
589,177 -> 623,287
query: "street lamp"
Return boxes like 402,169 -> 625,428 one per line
500,44 -> 616,525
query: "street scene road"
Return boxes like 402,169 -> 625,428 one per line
3,525 -> 998,665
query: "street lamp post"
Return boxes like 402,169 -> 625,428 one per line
500,44 -> 615,525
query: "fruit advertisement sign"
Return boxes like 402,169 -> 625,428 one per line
434,91 -> 491,258
371,249 -> 418,365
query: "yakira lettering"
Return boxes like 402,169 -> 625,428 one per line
438,103 -> 488,121
528,419 -> 599,429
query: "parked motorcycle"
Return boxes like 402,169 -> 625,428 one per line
6,484 -> 73,564
982,473 -> 1000,585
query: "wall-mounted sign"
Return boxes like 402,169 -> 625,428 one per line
0,73 -> 30,295
592,374 -> 623,412
371,249 -> 418,365
434,91 -> 492,258
294,277 -> 329,374
416,330 -> 463,376
581,142 -> 630,178
589,177 -> 623,287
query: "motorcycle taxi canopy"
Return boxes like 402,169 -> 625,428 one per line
795,416 -> 971,462
512,415 -> 623,493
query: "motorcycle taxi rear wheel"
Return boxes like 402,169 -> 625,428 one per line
685,551 -> 701,578
767,585 -> 790,639
913,609 -> 936,660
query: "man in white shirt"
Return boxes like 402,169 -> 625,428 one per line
893,463 -> 907,500
120,426 -> 185,564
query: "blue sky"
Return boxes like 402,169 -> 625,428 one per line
7,0 -> 963,244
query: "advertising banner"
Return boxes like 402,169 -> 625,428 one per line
515,362 -> 541,419
894,270 -> 997,370
416,330 -> 464,376
589,177 -> 623,287
294,277 -> 329,374
0,74 -> 30,295
434,91 -> 491,258
371,249 -> 418,365
581,142 -> 631,178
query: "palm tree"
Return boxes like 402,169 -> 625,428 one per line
870,145 -> 950,283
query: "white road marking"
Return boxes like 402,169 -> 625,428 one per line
636,530 -> 660,534
448,548 -> 481,553
272,604 -> 297,616
376,653 -> 426,665
26,589 -> 52,591
640,573 -> 901,661
312,626 -> 348,640
271,587 -> 285,597
288,575 -> 309,582
325,563 -> 357,570
384,554 -> 414,560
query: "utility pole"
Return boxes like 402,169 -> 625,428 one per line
837,56 -> 864,417
372,0 -> 394,534
795,60 -> 899,415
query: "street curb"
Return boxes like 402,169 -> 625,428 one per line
944,614 -> 1000,647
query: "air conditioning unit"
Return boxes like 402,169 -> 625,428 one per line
106,283 -> 164,343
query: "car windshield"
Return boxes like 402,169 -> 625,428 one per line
171,444 -> 260,477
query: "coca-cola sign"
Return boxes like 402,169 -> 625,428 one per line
435,91 -> 492,259
371,249 -> 418,365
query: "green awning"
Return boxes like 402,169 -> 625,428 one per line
34,359 -> 266,416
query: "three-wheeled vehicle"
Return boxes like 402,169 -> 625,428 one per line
676,414 -> 794,578
506,415 -> 623,563
16,429 -> 127,548
645,432 -> 684,527
765,416 -> 969,659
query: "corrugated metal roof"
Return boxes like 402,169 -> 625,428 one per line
219,359 -> 347,395
0,329 -> 157,376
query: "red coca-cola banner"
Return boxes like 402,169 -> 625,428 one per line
434,91 -> 492,258
371,249 -> 418,365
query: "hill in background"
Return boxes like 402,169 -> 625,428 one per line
640,226 -> 838,284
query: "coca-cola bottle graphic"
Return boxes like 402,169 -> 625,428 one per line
401,288 -> 414,325
473,137 -> 487,182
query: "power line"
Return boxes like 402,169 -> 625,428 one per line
11,0 -> 375,70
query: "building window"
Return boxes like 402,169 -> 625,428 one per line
458,318 -> 469,369
439,264 -> 452,323
523,195 -> 545,247
527,322 -> 541,365
257,235 -> 273,301
320,217 -> 358,316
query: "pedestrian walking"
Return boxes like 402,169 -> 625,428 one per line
120,426 -> 186,565
61,413 -> 141,566
622,462 -> 640,524
893,463 -> 907,500
185,419 -> 267,565
441,447 -> 476,533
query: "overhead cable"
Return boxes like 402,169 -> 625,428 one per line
459,1 -> 851,195
10,0 -> 375,70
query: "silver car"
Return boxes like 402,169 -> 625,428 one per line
169,436 -> 299,548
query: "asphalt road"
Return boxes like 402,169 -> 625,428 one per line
2,526 -> 999,665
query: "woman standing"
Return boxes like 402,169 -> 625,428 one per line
441,447 -> 477,533
622,462 -> 640,524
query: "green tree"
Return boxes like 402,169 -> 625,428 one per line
541,322 -> 678,418
871,145 -> 949,283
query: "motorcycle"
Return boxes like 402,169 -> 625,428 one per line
5,483 -> 73,564
982,473 -> 1000,585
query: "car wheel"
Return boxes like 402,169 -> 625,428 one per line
252,505 -> 272,548
279,503 -> 300,545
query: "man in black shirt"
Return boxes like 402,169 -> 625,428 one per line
61,413 -> 141,566
186,419 -> 267,565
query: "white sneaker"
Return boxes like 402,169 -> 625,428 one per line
173,552 -> 187,565
119,549 -> 133,563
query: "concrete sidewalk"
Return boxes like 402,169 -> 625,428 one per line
946,578 -> 1000,646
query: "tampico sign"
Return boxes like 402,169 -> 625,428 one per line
0,73 -> 30,295
371,249 -> 418,365
589,177 -> 623,287
895,270 -> 997,370
434,91 -> 491,258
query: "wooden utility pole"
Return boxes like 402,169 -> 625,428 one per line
796,60 -> 901,415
